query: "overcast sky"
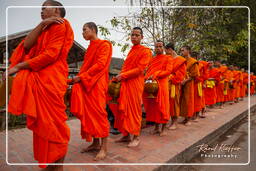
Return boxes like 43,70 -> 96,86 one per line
0,0 -> 140,58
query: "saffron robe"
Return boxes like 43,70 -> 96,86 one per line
70,39 -> 112,142
143,54 -> 173,124
8,20 -> 74,167
114,44 -> 152,136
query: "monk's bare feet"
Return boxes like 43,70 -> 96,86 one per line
127,138 -> 140,147
168,124 -> 177,130
159,130 -> 167,136
192,117 -> 199,122
151,129 -> 161,135
115,136 -> 131,143
81,143 -> 100,153
184,121 -> 191,126
94,149 -> 107,161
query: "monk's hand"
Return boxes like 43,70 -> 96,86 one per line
148,75 -> 154,80
8,65 -> 20,76
116,74 -> 122,82
72,76 -> 81,83
41,17 -> 64,30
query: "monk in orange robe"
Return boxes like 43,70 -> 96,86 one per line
113,27 -> 152,147
204,62 -> 221,107
240,68 -> 246,99
215,62 -> 228,108
199,60 -> 209,117
6,1 -> 73,169
191,52 -> 203,121
250,72 -> 255,95
165,42 -> 186,130
233,66 -> 242,103
227,66 -> 235,103
243,71 -> 249,96
70,22 -> 112,160
180,46 -> 200,125
143,41 -> 173,136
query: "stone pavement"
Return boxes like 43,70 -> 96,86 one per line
0,96 -> 255,171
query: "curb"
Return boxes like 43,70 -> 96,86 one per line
155,103 -> 256,171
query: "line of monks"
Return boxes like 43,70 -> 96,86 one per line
4,0 -> 256,170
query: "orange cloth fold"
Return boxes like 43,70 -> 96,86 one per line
8,20 -> 74,168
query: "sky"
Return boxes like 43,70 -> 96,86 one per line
0,0 -> 139,58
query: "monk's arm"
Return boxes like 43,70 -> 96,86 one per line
121,49 -> 152,80
24,17 -> 64,51
79,42 -> 111,80
171,63 -> 186,84
26,24 -> 66,71
154,58 -> 173,79
24,23 -> 44,51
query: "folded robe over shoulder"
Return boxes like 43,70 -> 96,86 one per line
8,20 -> 74,168
143,54 -> 173,124
70,39 -> 112,142
114,44 -> 152,136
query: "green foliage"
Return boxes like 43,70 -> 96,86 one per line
104,0 -> 255,72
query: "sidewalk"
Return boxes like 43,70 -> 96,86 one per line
0,96 -> 255,171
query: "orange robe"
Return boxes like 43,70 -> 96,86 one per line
70,40 -> 112,142
233,70 -> 242,99
200,61 -> 209,109
169,56 -> 187,117
205,68 -> 220,105
243,72 -> 249,95
8,20 -> 74,167
250,74 -> 255,95
216,66 -> 228,103
180,57 -> 199,118
143,54 -> 173,124
225,70 -> 234,101
194,61 -> 208,112
240,72 -> 247,97
114,45 -> 152,136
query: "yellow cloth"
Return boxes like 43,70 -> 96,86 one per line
206,80 -> 215,88
198,82 -> 202,97
170,83 -> 175,98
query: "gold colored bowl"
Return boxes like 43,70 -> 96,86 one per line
144,80 -> 158,98
108,81 -> 121,103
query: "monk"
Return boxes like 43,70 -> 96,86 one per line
70,22 -> 112,160
233,66 -> 242,103
113,27 -> 152,147
215,61 -> 228,108
143,41 -> 173,136
191,52 -> 203,121
205,61 -> 220,108
240,68 -> 246,99
227,65 -> 235,103
5,1 -> 74,170
250,72 -> 255,95
199,60 -> 209,118
165,42 -> 186,130
180,46 -> 200,126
